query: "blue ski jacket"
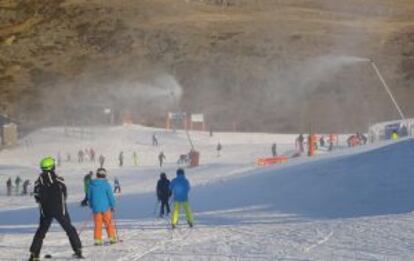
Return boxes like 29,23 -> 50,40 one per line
88,178 -> 116,213
170,175 -> 190,202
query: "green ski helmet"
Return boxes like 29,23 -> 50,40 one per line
40,157 -> 56,171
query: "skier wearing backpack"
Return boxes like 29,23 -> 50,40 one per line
88,168 -> 117,246
29,157 -> 83,260
170,168 -> 193,229
156,173 -> 171,217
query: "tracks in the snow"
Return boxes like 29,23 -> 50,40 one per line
118,225 -> 195,261
303,228 -> 334,253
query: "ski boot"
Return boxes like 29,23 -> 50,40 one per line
73,249 -> 84,259
188,221 -> 193,228
171,224 -> 176,229
94,239 -> 104,246
109,237 -> 117,245
28,253 -> 40,261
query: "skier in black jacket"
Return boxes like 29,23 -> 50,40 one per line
29,157 -> 83,261
156,172 -> 171,217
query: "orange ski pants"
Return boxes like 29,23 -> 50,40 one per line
93,210 -> 116,240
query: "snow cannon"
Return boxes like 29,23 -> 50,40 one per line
256,156 -> 288,167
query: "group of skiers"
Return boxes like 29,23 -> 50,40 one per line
117,151 -> 140,167
58,148 -> 99,165
76,148 -> 96,163
156,169 -> 193,228
29,158 -> 117,260
346,132 -> 368,147
5,176 -> 31,196
28,156 -> 194,260
56,148 -> 145,169
295,133 -> 340,154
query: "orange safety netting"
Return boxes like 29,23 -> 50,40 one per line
256,156 -> 289,166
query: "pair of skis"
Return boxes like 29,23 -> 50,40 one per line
39,253 -> 83,260
42,238 -> 122,259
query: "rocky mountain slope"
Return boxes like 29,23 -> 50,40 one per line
1,0 -> 414,132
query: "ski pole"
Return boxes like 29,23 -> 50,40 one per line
77,217 -> 90,236
112,210 -> 123,243
153,199 -> 160,216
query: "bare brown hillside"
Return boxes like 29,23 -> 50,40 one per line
1,0 -> 414,133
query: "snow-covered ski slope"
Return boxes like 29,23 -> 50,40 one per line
1,125 -> 414,260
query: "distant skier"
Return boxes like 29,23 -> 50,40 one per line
22,179 -> 31,195
156,173 -> 171,218
78,150 -> 84,163
81,171 -> 93,207
170,168 -> 193,229
133,151 -> 138,166
296,134 -> 304,153
90,148 -> 96,162
15,176 -> 22,194
216,142 -> 222,157
391,130 -> 399,140
113,177 -> 121,194
6,177 -> 12,196
360,133 -> 368,145
328,141 -> 334,151
29,157 -> 83,260
271,143 -> 277,157
177,154 -> 189,165
88,168 -> 117,245
152,133 -> 158,146
99,154 -> 105,168
346,135 -> 353,147
319,136 -> 325,147
118,151 -> 124,167
158,151 -> 166,167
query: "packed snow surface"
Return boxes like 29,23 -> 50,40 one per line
1,125 -> 414,260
